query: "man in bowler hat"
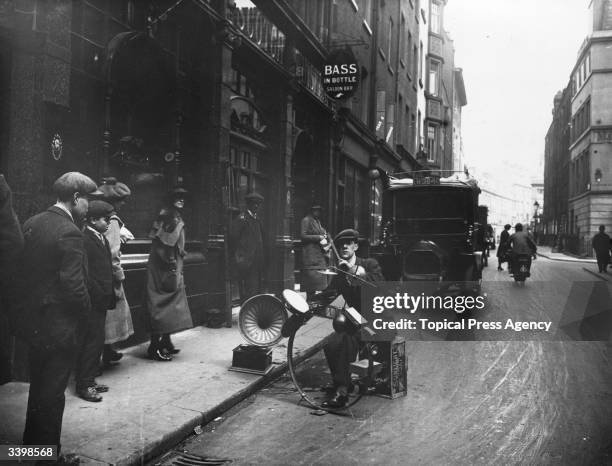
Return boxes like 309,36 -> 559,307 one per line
18,172 -> 99,456
321,229 -> 384,409
231,192 -> 265,302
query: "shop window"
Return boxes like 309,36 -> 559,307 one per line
427,124 -> 437,162
340,160 -> 369,237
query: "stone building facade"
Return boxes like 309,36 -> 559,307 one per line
0,0 -> 466,381
545,0 -> 612,255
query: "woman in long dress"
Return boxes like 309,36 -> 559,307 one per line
97,178 -> 134,366
145,187 -> 193,361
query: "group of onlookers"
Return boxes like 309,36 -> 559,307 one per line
0,171 -> 202,462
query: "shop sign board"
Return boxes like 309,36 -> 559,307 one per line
322,49 -> 360,100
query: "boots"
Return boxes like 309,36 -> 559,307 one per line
147,335 -> 172,361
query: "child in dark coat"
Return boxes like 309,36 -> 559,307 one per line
75,200 -> 116,402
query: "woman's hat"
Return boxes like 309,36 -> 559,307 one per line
98,177 -> 131,201
245,192 -> 264,203
170,186 -> 188,198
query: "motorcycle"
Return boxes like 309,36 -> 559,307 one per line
509,253 -> 535,284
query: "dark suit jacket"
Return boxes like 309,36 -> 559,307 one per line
231,211 -> 265,274
15,206 -> 90,349
327,256 -> 384,311
83,227 -> 115,313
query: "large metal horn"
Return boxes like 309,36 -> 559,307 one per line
238,294 -> 287,347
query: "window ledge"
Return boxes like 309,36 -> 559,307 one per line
350,0 -> 359,12
400,59 -> 406,69
378,47 -> 386,61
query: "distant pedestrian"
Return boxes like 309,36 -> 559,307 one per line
497,224 -> 511,271
145,187 -> 193,361
300,204 -> 330,299
592,225 -> 611,273
18,172 -> 100,456
75,200 -> 115,402
97,177 -> 134,367
231,192 -> 266,302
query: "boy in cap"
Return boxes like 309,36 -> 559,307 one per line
19,172 -> 99,456
75,200 -> 116,402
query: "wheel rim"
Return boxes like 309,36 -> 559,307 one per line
286,327 -> 365,412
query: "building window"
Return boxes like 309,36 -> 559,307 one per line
406,105 -> 411,149
386,103 -> 395,143
371,178 -> 383,245
412,44 -> 418,82
419,41 -> 424,83
400,15 -> 406,67
342,160 -> 369,235
570,98 -> 590,143
428,60 -> 440,95
417,110 -> 422,153
427,124 -> 437,162
411,113 -> 417,153
360,0 -> 372,29
376,90 -> 386,139
406,31 -> 412,72
430,1 -> 441,34
387,17 -> 393,64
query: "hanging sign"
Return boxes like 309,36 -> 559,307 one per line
322,49 -> 360,100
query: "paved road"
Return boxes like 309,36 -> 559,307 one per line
157,255 -> 612,465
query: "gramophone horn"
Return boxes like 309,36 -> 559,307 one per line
238,294 -> 287,347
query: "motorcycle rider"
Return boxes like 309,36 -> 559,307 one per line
508,223 -> 537,274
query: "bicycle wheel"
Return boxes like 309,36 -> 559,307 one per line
286,326 -> 374,412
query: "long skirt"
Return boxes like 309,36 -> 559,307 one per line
104,283 -> 134,344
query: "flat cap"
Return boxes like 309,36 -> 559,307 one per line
311,204 -> 323,210
53,172 -> 101,199
334,229 -> 359,243
245,192 -> 264,203
87,200 -> 114,219
170,186 -> 188,197
98,177 -> 131,201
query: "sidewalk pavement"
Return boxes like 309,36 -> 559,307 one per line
536,245 -> 596,264
0,308 -> 333,465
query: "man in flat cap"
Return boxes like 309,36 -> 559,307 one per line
321,229 -> 384,409
17,172 -> 99,455
231,192 -> 266,302
300,204 -> 330,299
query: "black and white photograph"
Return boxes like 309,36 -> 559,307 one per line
1,0 -> 612,464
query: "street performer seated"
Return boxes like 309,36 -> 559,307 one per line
319,229 -> 384,409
